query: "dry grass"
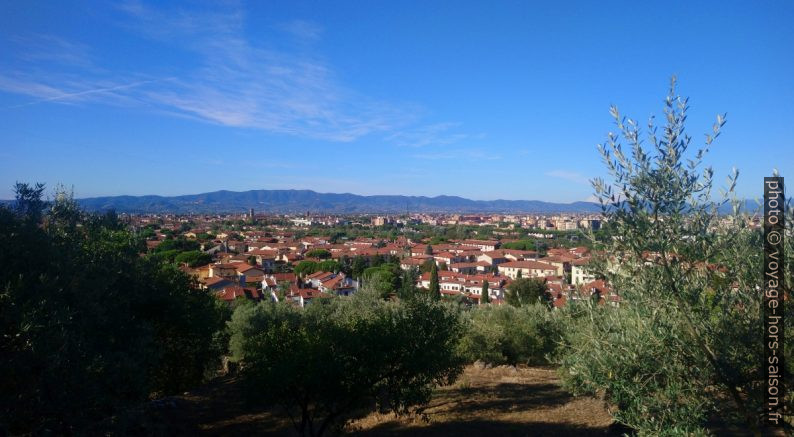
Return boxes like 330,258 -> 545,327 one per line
347,365 -> 619,436
122,365 -> 621,436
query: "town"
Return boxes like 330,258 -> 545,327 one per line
131,211 -> 613,308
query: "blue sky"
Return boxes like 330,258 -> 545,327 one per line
1,1 -> 792,202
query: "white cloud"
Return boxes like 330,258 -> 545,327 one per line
583,194 -> 600,202
413,148 -> 501,161
1,3 -> 417,142
386,122 -> 468,148
11,34 -> 95,69
5,78 -> 170,109
545,170 -> 591,185
1,3 -> 480,148
278,20 -> 323,41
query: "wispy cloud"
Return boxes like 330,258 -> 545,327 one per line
6,78 -> 170,109
119,3 -> 415,141
413,148 -> 501,161
278,20 -> 323,41
0,3 -> 416,142
0,3 -> 477,146
386,122 -> 468,148
11,34 -> 95,69
545,170 -> 591,185
0,31 -> 168,110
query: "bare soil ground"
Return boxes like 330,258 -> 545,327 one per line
347,365 -> 621,437
111,365 -> 623,436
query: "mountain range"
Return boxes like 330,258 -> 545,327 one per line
2,189 -> 765,215
68,189 -> 604,214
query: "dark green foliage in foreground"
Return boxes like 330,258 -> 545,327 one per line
0,185 -> 229,434
228,291 -> 464,436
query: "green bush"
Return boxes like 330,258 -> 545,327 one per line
174,249 -> 213,267
458,304 -> 561,365
501,240 -> 536,251
505,278 -> 548,307
295,259 -> 342,276
153,237 -> 200,253
362,263 -> 401,297
305,248 -> 332,259
228,291 -> 464,436
559,304 -> 713,436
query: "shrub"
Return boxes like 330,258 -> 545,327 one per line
228,291 -> 464,436
559,304 -> 714,435
362,263 -> 401,297
153,237 -> 200,253
458,304 -> 561,365
174,249 -> 212,267
295,259 -> 342,276
305,248 -> 332,259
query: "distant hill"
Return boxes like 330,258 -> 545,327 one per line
1,189 -> 766,214
69,189 -> 604,214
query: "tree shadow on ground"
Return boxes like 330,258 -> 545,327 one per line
352,419 -> 629,436
430,382 -> 571,414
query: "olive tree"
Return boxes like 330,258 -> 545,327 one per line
559,77 -> 792,435
228,290 -> 463,436
505,278 -> 547,307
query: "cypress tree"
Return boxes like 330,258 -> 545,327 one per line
429,262 -> 440,300
481,279 -> 490,304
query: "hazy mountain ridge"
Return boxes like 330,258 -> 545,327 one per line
70,189 -> 604,214
2,189 -> 765,214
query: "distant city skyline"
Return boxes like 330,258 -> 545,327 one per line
1,1 -> 792,201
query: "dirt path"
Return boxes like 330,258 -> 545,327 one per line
131,365 -> 620,436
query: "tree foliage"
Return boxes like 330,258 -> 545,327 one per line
295,260 -> 342,277
505,278 -> 547,307
0,184 -> 228,434
459,304 -> 561,365
559,78 -> 793,434
362,263 -> 401,298
174,250 -> 213,267
481,278 -> 490,304
228,292 -> 464,436
429,262 -> 441,300
305,248 -> 332,259
501,240 -> 536,251
153,237 -> 201,253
